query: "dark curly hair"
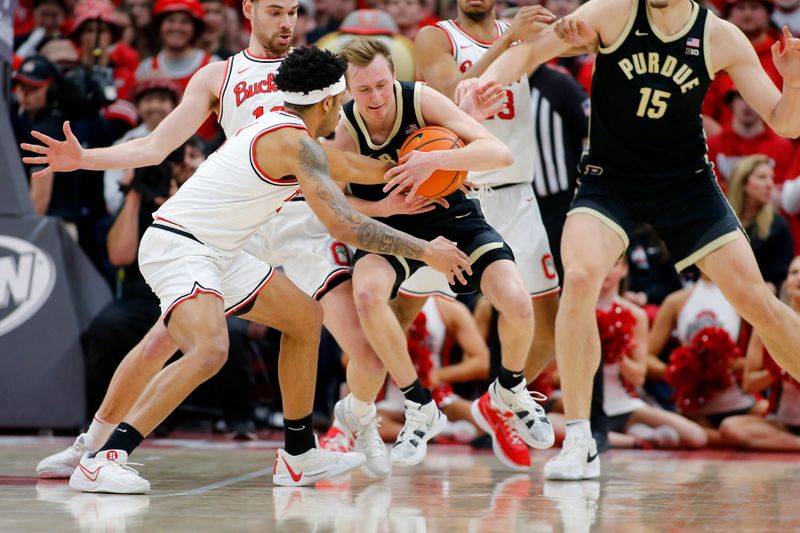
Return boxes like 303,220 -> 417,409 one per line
275,47 -> 347,111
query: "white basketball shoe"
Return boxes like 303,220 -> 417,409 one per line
544,432 -> 601,481
273,439 -> 366,487
69,450 -> 150,494
390,399 -> 447,467
37,434 -> 90,479
489,379 -> 555,449
332,397 -> 392,479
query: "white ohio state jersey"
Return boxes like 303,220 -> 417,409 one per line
154,110 -> 305,256
217,49 -> 286,137
434,20 -> 534,186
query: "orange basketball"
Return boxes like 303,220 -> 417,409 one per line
398,126 -> 467,198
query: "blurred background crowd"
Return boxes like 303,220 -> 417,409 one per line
8,0 -> 800,451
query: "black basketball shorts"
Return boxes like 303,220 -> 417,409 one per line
353,198 -> 515,297
569,164 -> 743,271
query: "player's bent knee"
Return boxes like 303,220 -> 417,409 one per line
139,323 -> 178,364
562,265 -> 604,296
354,282 -> 389,318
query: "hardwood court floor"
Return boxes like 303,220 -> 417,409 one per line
2,435 -> 800,532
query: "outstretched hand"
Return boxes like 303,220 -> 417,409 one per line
457,79 -> 506,121
20,121 -> 83,178
773,26 -> 800,88
506,5 -> 557,43
423,236 -> 473,286
553,17 -> 598,48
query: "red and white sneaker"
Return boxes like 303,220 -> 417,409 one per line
471,392 -> 531,471
489,380 -> 555,449
273,440 -> 366,487
69,450 -> 150,494
319,424 -> 354,453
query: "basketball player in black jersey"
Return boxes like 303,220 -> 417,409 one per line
454,0 -> 800,480
326,39 -> 554,468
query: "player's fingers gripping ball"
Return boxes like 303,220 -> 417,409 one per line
399,126 -> 467,198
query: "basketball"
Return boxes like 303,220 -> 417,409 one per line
398,126 -> 467,198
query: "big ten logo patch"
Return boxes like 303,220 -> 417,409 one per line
0,236 -> 56,336
541,253 -> 556,280
330,242 -> 352,267
459,60 -> 473,73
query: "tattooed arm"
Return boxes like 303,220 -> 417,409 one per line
258,130 -> 471,282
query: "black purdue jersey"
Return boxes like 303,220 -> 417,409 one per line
585,0 -> 714,178
341,80 -> 467,223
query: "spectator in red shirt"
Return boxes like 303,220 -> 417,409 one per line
707,88 -> 793,189
68,0 -> 141,101
136,0 -> 214,93
703,0 -> 783,136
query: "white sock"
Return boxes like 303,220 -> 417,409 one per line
565,419 -> 592,440
82,414 -> 116,451
347,394 -> 375,421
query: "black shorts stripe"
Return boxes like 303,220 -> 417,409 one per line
151,223 -> 203,245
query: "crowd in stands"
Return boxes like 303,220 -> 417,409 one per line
9,0 -> 800,450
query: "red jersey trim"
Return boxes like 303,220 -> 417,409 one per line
249,123 -> 308,186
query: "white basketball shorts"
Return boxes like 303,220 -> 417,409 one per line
139,221 -> 274,318
246,201 -> 353,301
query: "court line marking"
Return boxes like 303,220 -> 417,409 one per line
154,466 -> 275,497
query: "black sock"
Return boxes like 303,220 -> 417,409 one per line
400,379 -> 433,405
498,365 -> 525,390
284,414 -> 315,456
96,423 -> 144,456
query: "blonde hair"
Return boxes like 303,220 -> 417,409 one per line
337,38 -> 395,77
726,154 -> 774,240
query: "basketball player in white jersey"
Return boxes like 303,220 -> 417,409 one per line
27,0 -> 441,481
56,47 -> 471,493
391,0 -> 561,470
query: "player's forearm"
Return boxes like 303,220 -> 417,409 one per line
448,34 -> 515,97
769,87 -> 800,138
432,139 -> 513,171
481,43 -> 536,87
323,145 -> 393,185
300,138 -> 429,260
81,136 -> 169,171
346,194 -> 388,218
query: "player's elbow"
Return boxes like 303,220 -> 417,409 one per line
497,145 -> 514,168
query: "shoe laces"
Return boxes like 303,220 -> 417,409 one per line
104,459 -> 145,477
500,412 -> 523,446
515,389 -> 548,417
357,418 -> 385,458
398,408 -> 430,445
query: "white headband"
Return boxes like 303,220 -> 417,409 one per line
283,76 -> 346,105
